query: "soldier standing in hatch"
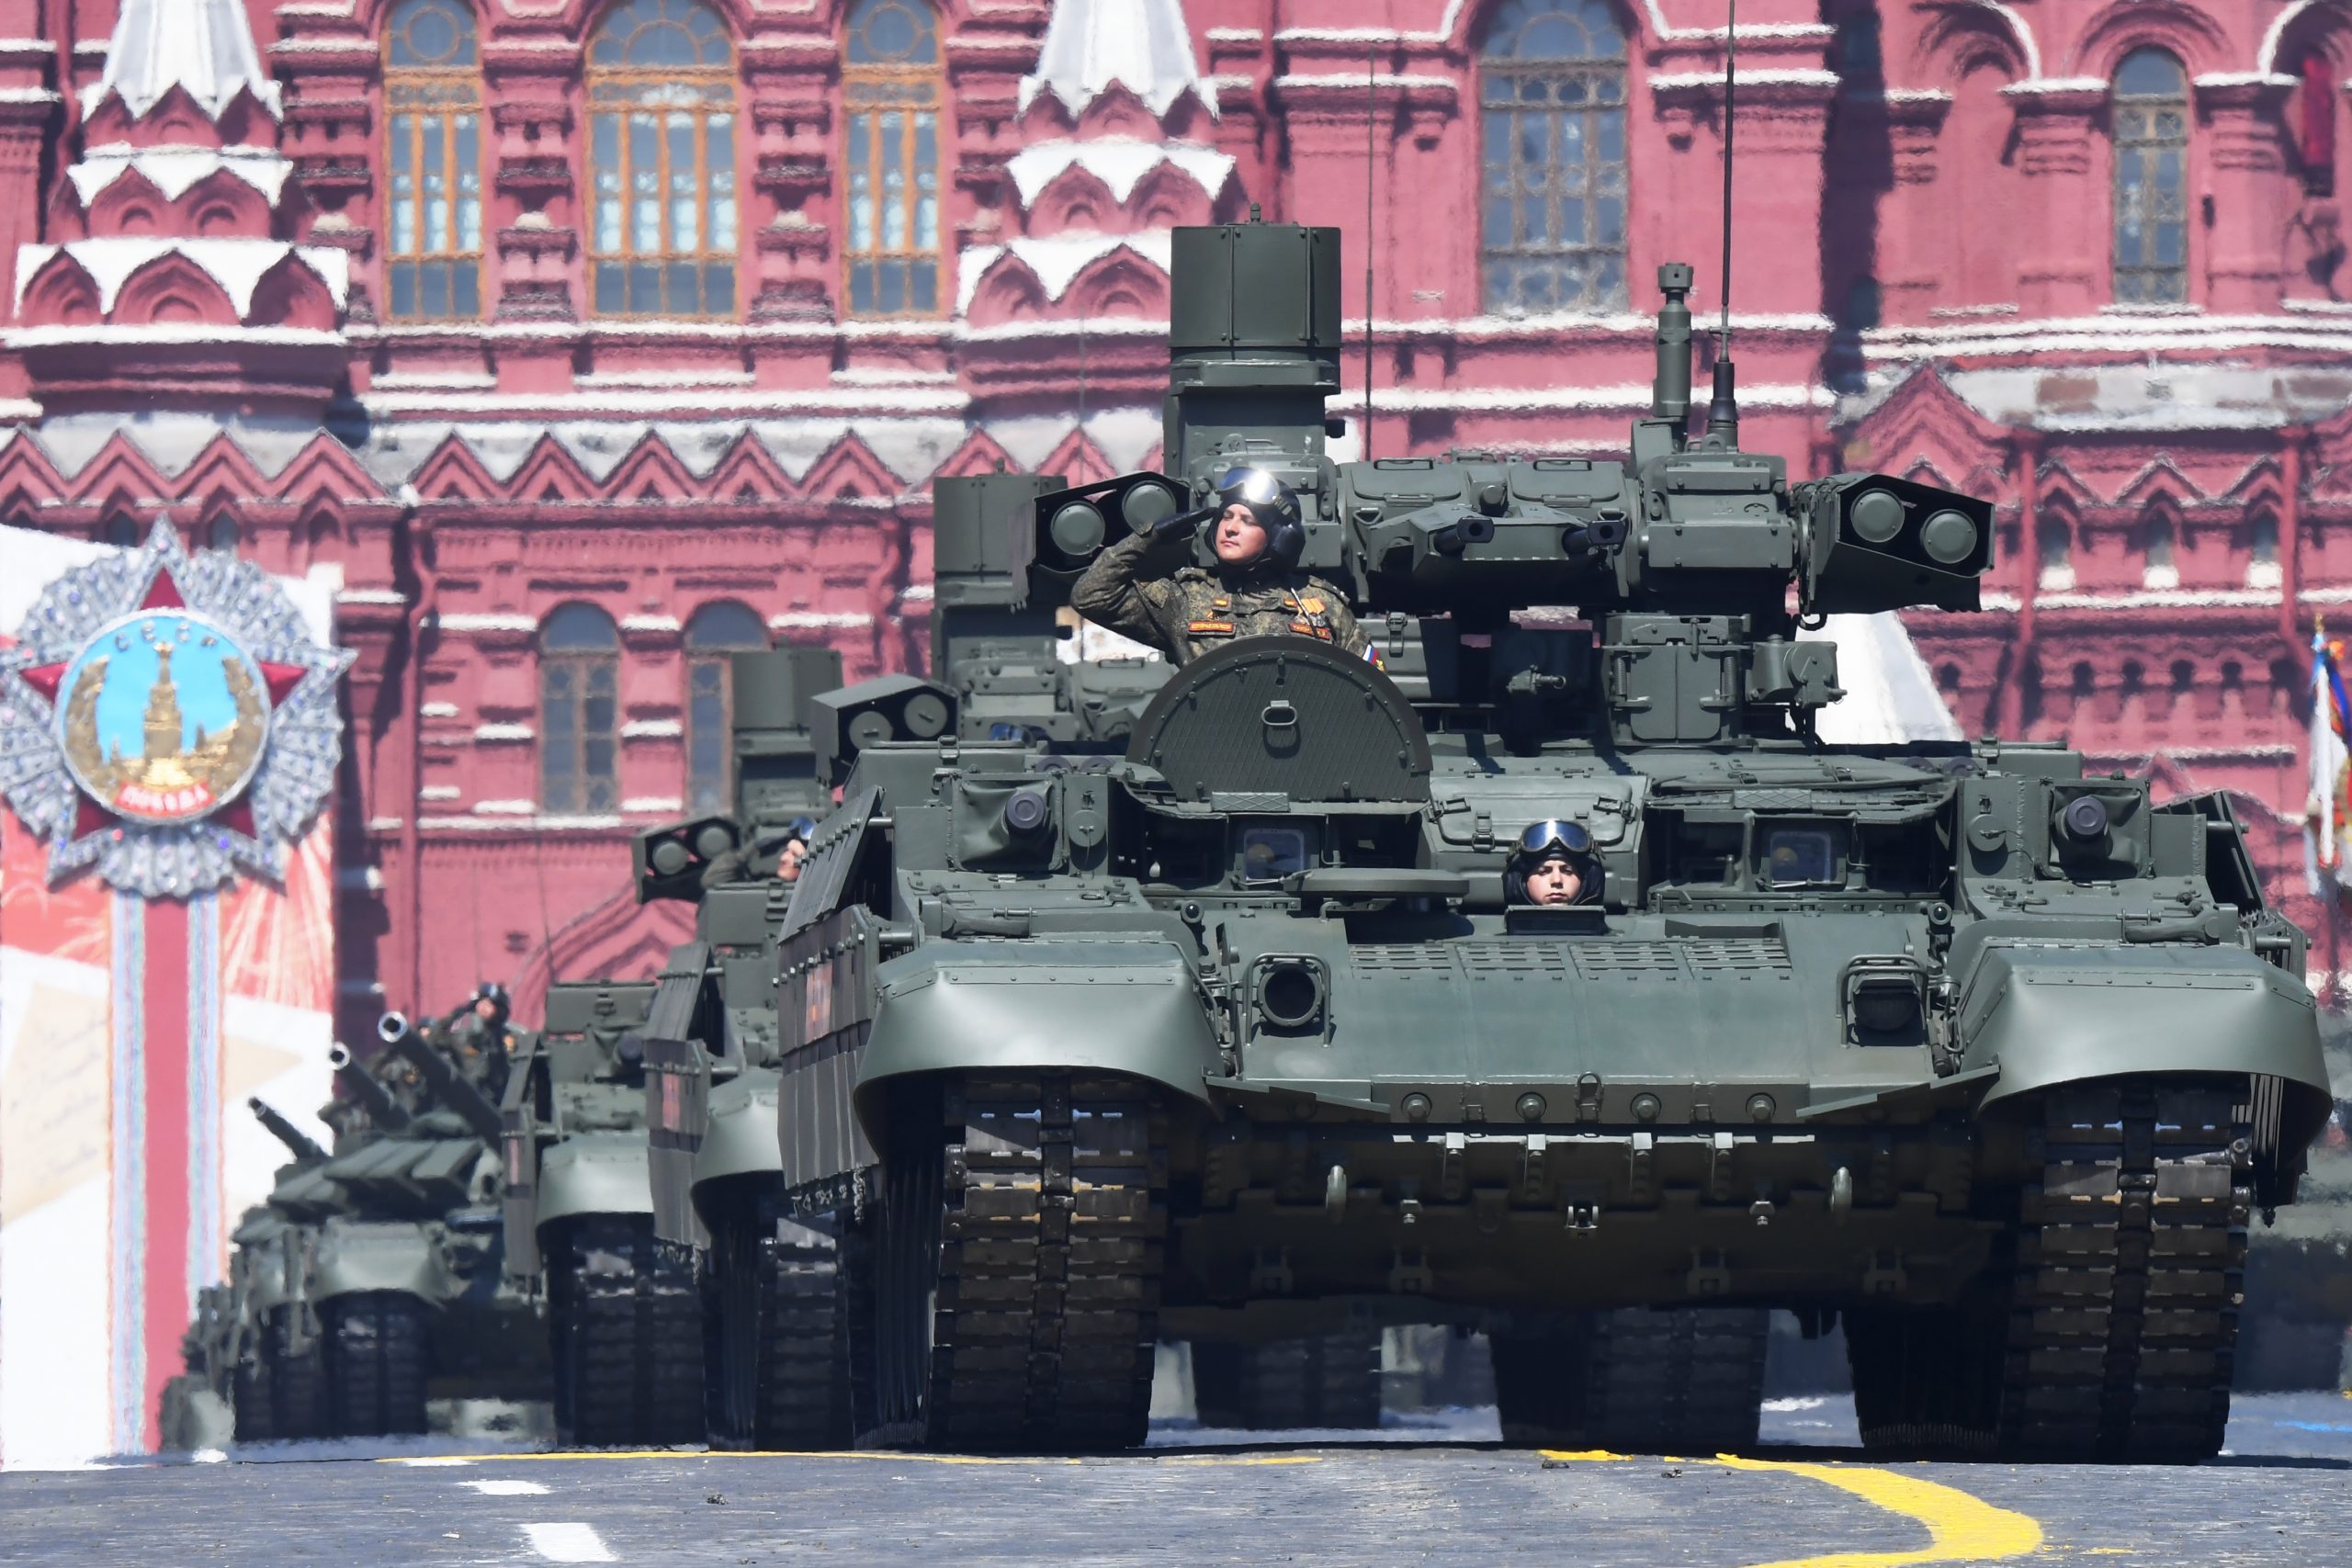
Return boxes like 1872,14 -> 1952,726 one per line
1070,466 -> 1369,665
444,980 -> 519,1101
1508,820 -> 1604,908
698,816 -> 815,891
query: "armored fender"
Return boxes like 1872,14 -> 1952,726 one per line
536,1131 -> 656,1232
851,940 -> 1221,1143
309,1218 -> 461,1305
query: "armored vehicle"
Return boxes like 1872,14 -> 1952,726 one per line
701,221 -> 2328,1461
639,503 -> 1183,1447
161,1018 -> 537,1445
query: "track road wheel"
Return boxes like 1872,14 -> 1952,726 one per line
323,1292 -> 431,1437
849,1073 -> 1167,1451
1492,1306 -> 1768,1453
552,1218 -> 705,1448
707,1213 -> 850,1450
1191,1331 -> 1385,1429
1850,1079 -> 2252,1463
263,1305 -> 330,1440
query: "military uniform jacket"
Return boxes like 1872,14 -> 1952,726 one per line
1069,532 -> 1369,666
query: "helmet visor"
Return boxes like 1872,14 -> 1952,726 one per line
1216,466 -> 1286,508
1517,819 -> 1594,860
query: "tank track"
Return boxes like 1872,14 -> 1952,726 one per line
1492,1306 -> 1769,1453
707,1213 -> 849,1450
1191,1331 -> 1385,1429
852,1072 -> 1166,1450
323,1292 -> 430,1438
1849,1079 -> 2250,1461
232,1342 -> 276,1443
256,1304 -> 329,1440
553,1217 -> 704,1448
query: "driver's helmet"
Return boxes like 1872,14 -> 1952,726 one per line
1213,466 -> 1306,570
1505,818 -> 1603,905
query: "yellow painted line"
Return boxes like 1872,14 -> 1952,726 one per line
379,1448 -> 1322,1469
1540,1450 -> 2045,1568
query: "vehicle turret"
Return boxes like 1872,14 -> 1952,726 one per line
327,1040 -> 411,1134
379,1011 -> 503,1142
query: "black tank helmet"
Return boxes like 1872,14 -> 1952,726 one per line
1215,466 -> 1306,571
1506,819 -> 1603,906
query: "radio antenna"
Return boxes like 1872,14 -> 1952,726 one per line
1363,43 -> 1377,462
1704,0 -> 1741,446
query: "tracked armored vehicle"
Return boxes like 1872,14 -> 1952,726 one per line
639,492 -> 1184,1446
729,221 -> 2330,1461
161,1021 -> 537,1445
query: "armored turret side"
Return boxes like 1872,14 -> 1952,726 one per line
752,220 -> 2329,1461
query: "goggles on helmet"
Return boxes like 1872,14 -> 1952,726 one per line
1216,466 -> 1286,506
1515,819 -> 1595,861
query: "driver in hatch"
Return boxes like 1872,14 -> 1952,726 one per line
1069,466 -> 1369,666
1508,820 -> 1604,907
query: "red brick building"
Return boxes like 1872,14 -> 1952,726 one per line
2,0 -> 2346,1028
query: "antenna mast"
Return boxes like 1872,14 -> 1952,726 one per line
1363,45 -> 1377,462
1704,0 -> 1740,446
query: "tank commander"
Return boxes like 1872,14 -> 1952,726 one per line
1069,466 -> 1368,665
445,980 -> 518,1100
699,816 -> 815,891
1508,820 -> 1603,908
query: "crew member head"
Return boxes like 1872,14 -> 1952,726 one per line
767,817 -> 818,884
1209,467 -> 1305,571
471,981 -> 511,1031
1508,820 -> 1602,907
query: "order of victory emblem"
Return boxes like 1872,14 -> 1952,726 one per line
0,519 -> 355,897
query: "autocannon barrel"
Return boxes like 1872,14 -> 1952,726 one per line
380,1013 -> 503,1142
327,1040 -> 412,1133
247,1096 -> 326,1162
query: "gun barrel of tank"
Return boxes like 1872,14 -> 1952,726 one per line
386,1027 -> 504,1142
247,1096 -> 326,1162
327,1040 -> 413,1132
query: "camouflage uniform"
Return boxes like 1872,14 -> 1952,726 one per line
1069,531 -> 1368,666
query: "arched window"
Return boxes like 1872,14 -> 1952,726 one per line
842,0 -> 943,317
2295,49 -> 2336,197
384,0 -> 483,320
588,0 -> 738,318
2037,515 -> 2075,591
2142,512 -> 2177,588
2249,512 -> 2281,589
1477,0 -> 1629,313
541,604 -> 619,813
684,601 -> 768,814
2111,49 -> 2189,305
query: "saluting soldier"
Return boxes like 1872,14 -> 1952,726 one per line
1070,466 -> 1369,666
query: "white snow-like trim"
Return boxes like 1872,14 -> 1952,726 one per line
769,610 -> 876,629
417,785 -> 459,801
2001,77 -> 2108,96
574,367 -> 758,390
2263,1 -> 2338,74
623,795 -> 684,812
0,87 -> 60,104
957,231 -> 1174,315
85,0 -> 284,121
4,322 -> 342,349
472,726 -> 534,744
419,702 -> 459,718
472,799 -> 541,815
15,237 -> 348,315
1004,139 -> 1235,209
899,583 -> 935,603
620,719 -> 683,739
1800,613 -> 1962,745
1204,27 -> 1264,42
437,613 -> 537,632
619,614 -> 682,633
338,588 -> 411,606
66,143 -> 294,208
831,367 -> 958,385
1019,0 -> 1217,119
1329,381 -> 1835,413
362,387 -> 967,418
417,814 -> 625,832
1649,69 -> 1841,92
368,372 -> 498,391
1275,72 -> 1460,93
956,315 -> 1165,343
2193,73 -> 2298,91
